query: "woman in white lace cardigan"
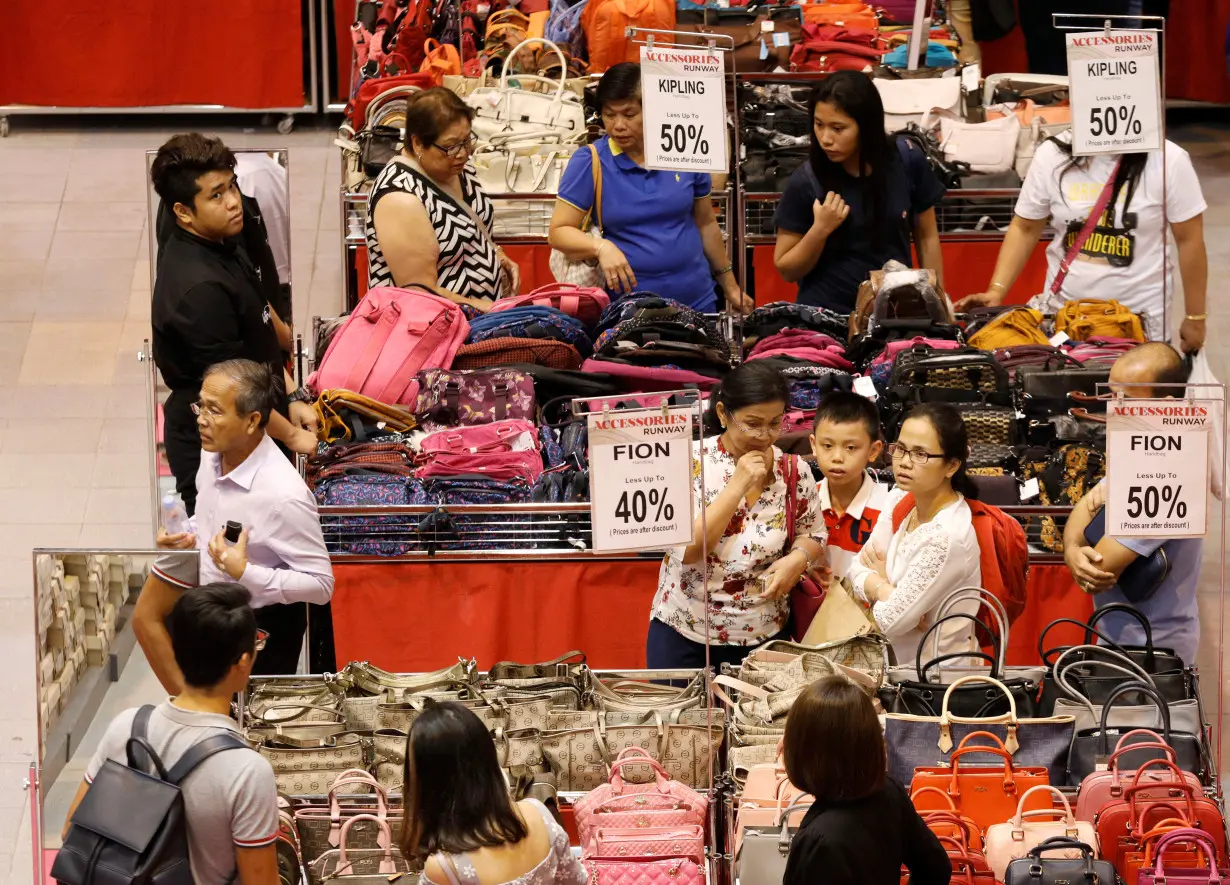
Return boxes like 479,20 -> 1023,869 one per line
848,403 -> 981,666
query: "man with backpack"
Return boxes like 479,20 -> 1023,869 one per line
57,583 -> 279,885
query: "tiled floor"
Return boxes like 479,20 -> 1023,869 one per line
1,114 -> 1229,884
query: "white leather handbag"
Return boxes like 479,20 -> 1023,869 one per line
923,108 -> 1020,174
465,38 -> 586,143
983,786 -> 1098,881
874,77 -> 962,132
472,139 -> 576,196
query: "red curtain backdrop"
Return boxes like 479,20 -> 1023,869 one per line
0,0 -> 306,108
330,560 -> 1089,671
334,0 -> 355,104
979,0 -> 1230,104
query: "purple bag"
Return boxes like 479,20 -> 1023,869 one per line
1137,829 -> 1230,885
315,475 -> 430,556
413,368 -> 536,431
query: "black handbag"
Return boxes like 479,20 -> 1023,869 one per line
1066,682 -> 1207,786
1015,362 -> 1110,421
1003,837 -> 1116,885
879,612 -> 1039,718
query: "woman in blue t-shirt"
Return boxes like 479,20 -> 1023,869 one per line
773,71 -> 946,312
548,63 -> 752,314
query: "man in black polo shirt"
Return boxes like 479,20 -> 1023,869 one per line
151,133 -> 317,515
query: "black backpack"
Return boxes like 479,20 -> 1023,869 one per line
53,706 -> 248,885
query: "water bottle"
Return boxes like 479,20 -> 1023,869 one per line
161,492 -> 189,535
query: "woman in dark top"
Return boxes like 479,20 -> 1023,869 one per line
773,71 -> 946,312
782,675 -> 951,885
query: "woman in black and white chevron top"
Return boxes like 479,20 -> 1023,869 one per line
366,88 -> 520,313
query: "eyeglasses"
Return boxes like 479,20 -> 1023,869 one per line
887,443 -> 945,466
190,401 -> 225,420
255,630 -> 269,653
431,132 -> 478,158
734,417 -> 786,439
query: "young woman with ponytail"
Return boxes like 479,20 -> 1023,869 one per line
848,402 -> 981,663
648,362 -> 829,670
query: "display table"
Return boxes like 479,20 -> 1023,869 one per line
330,560 -> 1091,671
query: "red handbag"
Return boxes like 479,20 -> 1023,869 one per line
1094,760 -> 1227,875
909,731 -> 1051,834
902,835 -> 996,885
910,788 -> 984,852
1138,829 -> 1230,885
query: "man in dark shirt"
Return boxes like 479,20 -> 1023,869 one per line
151,133 -> 316,515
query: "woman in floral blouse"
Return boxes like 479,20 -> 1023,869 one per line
648,362 -> 828,669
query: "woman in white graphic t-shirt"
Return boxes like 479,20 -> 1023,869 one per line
956,133 -> 1209,352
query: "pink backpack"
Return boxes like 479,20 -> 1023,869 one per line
746,329 -> 845,358
747,346 -> 853,370
308,287 -> 469,405
581,359 -> 722,392
1063,336 -> 1139,365
416,419 -> 543,483
488,284 -> 611,326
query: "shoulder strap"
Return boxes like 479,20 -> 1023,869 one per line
891,493 -> 915,532
785,455 -> 799,545
167,733 -> 250,786
129,705 -> 156,773
590,144 -> 604,232
1050,157 -> 1123,297
434,853 -> 470,885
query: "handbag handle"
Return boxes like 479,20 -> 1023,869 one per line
338,813 -> 396,873
938,675 -> 1019,752
1110,737 -> 1178,782
1097,681 -> 1174,753
947,742 -> 1018,795
253,704 -> 346,725
934,586 -> 1009,672
916,612 -> 1000,681
1012,785 -> 1076,829
1150,828 -> 1219,873
775,795 -> 814,829
921,811 -> 980,849
1051,643 -> 1154,713
1029,836 -> 1098,871
609,747 -> 672,793
1113,728 -> 1174,757
1037,616 -> 1127,665
910,786 -> 958,811
1085,603 -> 1162,668
499,37 -> 569,104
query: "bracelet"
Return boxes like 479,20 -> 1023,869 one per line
988,281 -> 1007,292
712,263 -> 734,278
790,543 -> 818,569
1186,313 -> 1208,322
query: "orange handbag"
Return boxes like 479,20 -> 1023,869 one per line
911,791 -> 985,853
801,3 -> 879,30
902,835 -> 996,885
419,39 -> 462,82
909,731 -> 1051,834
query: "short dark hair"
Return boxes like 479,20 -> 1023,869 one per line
901,402 -> 978,500
205,358 -> 280,427
151,133 -> 236,210
167,582 -> 257,688
404,88 -> 475,151
813,391 -> 880,440
401,702 -> 528,862
783,675 -> 885,802
596,62 -> 642,111
704,361 -> 790,435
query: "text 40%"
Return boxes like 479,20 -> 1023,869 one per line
660,124 -> 709,155
615,488 -> 674,523
1126,484 -> 1187,520
1089,105 -> 1142,137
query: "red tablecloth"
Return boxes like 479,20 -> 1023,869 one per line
0,0 -> 306,108
330,560 -> 1091,671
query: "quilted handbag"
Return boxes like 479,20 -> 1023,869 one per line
573,748 -> 708,850
308,814 -> 412,885
582,856 -> 703,885
884,674 -> 1075,787
1138,829 -> 1230,885
465,38 -> 585,142
908,731 -> 1052,835
413,368 -> 536,429
1003,838 -> 1117,885
736,797 -> 813,885
256,733 -> 369,797
1066,683 -> 1206,786
294,771 -> 403,882
591,826 -> 705,861
1074,731 -> 1204,823
984,786 -> 1098,881
1093,760 -> 1228,873
540,720 -> 721,791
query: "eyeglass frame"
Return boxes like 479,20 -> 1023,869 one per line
733,416 -> 786,439
430,132 -> 479,158
887,443 -> 947,466
190,400 -> 226,421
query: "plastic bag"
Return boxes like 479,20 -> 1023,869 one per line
1188,349 -> 1225,501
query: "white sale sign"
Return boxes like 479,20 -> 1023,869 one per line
1106,398 -> 1210,538
588,407 -> 695,552
1065,29 -> 1162,155
639,45 -> 728,173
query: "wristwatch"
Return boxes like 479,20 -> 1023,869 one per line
289,387 -> 314,405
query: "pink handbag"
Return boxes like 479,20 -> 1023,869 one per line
591,827 -> 704,861
1074,731 -> 1203,823
735,777 -> 811,854
489,284 -> 611,326
583,856 -> 703,885
293,769 -> 402,862
416,418 -> 543,483
1139,829 -> 1230,885
573,748 -> 708,854
746,329 -> 846,358
983,785 -> 1098,881
308,286 -> 470,404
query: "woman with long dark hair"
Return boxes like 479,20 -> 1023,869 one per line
956,133 -> 1208,352
848,402 -> 981,663
402,703 -> 586,885
773,70 -> 946,311
649,362 -> 828,669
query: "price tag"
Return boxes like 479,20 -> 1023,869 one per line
588,407 -> 696,552
1049,331 -> 1070,347
760,19 -> 774,31
853,376 -> 879,401
1105,398 -> 1210,538
640,45 -> 729,172
1065,29 -> 1162,155
772,31 -> 791,47
1020,477 -> 1040,502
